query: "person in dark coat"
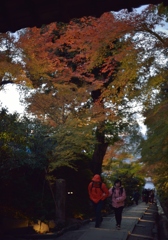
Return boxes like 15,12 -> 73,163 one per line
133,189 -> 140,205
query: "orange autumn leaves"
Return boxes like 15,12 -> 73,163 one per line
18,12 -> 137,93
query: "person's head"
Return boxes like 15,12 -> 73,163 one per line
114,179 -> 122,188
92,174 -> 101,182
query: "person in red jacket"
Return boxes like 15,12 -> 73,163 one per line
88,174 -> 109,228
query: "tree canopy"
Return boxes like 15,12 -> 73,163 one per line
1,4 -> 168,220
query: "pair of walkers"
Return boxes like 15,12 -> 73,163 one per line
88,174 -> 126,229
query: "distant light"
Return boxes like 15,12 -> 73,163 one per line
67,192 -> 73,195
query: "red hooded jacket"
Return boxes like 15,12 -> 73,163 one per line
88,174 -> 109,203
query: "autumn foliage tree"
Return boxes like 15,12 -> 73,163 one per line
17,12 -> 141,174
0,33 -> 24,87
9,5 -> 168,175
1,4 -> 168,219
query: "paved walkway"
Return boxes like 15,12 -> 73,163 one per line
54,201 -> 158,240
3,202 -> 159,240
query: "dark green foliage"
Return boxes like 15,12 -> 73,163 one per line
140,98 -> 168,205
0,108 -> 30,170
0,108 -> 95,220
54,156 -> 93,219
105,161 -> 145,206
0,109 -> 58,220
0,167 -> 54,220
158,3 -> 168,20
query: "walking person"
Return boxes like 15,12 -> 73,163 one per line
109,179 -> 126,230
149,190 -> 155,204
133,189 -> 140,205
88,174 -> 109,228
144,189 -> 150,204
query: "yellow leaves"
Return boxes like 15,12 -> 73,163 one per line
18,28 -> 56,82
0,132 -> 11,141
148,74 -> 165,88
0,130 -> 24,153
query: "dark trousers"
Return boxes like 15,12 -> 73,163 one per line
92,200 -> 103,227
145,196 -> 149,204
113,206 -> 124,226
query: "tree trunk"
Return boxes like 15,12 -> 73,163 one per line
90,123 -> 108,174
90,89 -> 109,175
55,179 -> 66,222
